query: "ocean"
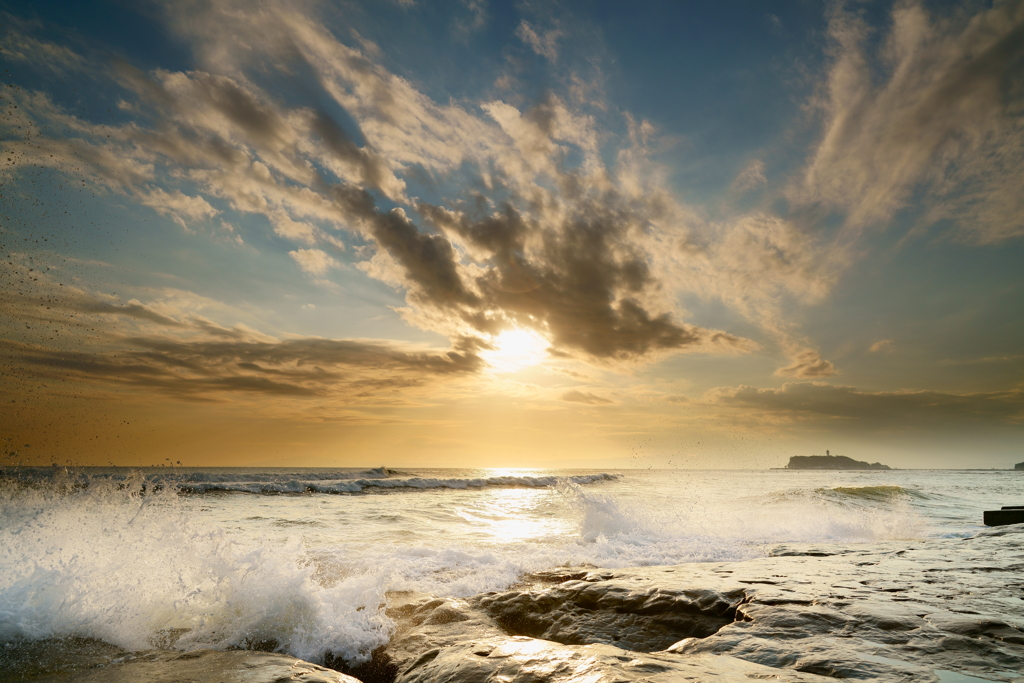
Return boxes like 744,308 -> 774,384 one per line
1,467 -> 1022,680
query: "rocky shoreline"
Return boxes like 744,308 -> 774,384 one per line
11,526 -> 1024,683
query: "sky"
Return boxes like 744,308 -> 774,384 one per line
1,0 -> 1022,469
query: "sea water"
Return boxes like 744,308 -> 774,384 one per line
0,467 -> 1021,671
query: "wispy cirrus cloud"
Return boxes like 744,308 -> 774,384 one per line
516,20 -> 563,62
793,0 -> 1024,243
560,390 -> 613,405
869,339 -> 894,353
732,159 -> 766,191
670,213 -> 842,377
0,14 -> 85,74
455,0 -> 488,34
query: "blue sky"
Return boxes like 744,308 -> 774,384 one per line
2,0 -> 1023,468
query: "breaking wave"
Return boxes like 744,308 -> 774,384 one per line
0,467 -> 621,496
0,473 -> 393,665
181,473 -> 620,495
820,485 -> 927,501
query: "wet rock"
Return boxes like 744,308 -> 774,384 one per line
735,602 -> 856,632
663,529 -> 1024,681
22,649 -> 361,683
381,592 -> 506,676
381,527 -> 1024,683
472,580 -> 745,652
326,645 -> 402,683
669,631 -> 930,679
0,637 -> 129,681
524,568 -> 592,584
924,612 -> 1024,644
395,635 -> 833,683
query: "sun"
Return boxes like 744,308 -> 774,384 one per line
481,328 -> 550,373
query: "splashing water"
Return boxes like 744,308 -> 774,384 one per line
0,466 -> 1014,666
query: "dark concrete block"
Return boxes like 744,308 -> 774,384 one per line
983,509 -> 1024,526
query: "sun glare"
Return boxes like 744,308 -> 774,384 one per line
482,328 -> 550,373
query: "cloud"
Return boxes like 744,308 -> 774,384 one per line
774,347 -> 838,379
869,339 -> 893,353
0,270 -> 424,404
516,21 -> 563,62
793,0 -> 1024,243
560,390 -> 612,405
942,354 -> 1024,365
455,0 -> 487,34
6,0 -> 856,371
4,329 -> 482,402
365,206 -> 479,309
0,17 -> 85,73
189,318 -> 278,342
77,300 -> 187,328
711,381 -> 1024,430
0,268 -> 195,334
308,109 -> 406,200
289,248 -> 341,275
733,159 -> 766,191
417,193 -> 758,359
708,214 -> 837,309
683,213 -> 840,375
349,30 -> 382,59
137,188 -> 219,229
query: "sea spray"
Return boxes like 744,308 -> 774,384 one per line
0,471 -> 392,665
0,466 -> 992,670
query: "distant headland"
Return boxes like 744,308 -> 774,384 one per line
1016,462 -> 1024,471
786,450 -> 891,470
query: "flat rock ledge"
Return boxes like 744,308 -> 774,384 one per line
380,527 -> 1024,683
18,649 -> 361,683
396,637 -> 830,683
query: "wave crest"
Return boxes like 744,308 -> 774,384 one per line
1,468 -> 620,496
820,485 -> 926,501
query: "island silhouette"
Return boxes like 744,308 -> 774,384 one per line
786,450 -> 891,470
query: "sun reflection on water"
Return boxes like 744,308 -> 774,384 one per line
455,484 -> 566,544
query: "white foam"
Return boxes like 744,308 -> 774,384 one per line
0,474 -> 390,664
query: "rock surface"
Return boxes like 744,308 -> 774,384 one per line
397,636 -> 832,683
472,577 -> 744,651
380,526 -> 1024,682
16,648 -> 361,683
